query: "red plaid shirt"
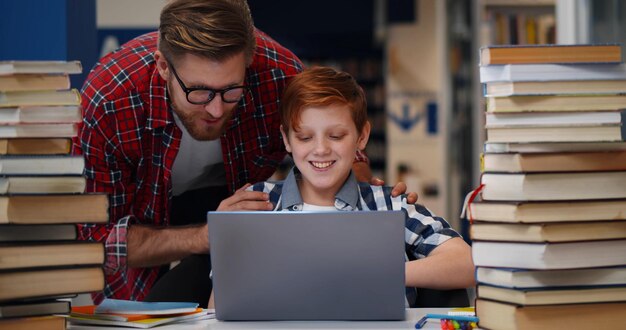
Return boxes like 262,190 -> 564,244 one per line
73,30 -> 305,303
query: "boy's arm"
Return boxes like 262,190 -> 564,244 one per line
400,195 -> 475,289
405,237 -> 476,289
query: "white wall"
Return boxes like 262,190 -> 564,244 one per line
97,0 -> 166,28
385,0 -> 451,221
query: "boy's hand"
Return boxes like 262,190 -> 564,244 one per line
370,178 -> 419,204
216,184 -> 274,211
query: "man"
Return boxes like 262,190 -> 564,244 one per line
75,0 -> 415,306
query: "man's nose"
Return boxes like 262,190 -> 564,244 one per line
203,96 -> 225,119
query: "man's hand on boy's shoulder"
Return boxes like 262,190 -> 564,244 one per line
371,178 -> 419,204
217,183 -> 274,211
352,162 -> 418,204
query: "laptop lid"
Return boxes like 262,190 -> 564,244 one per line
207,211 -> 406,321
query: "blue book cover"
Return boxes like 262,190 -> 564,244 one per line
95,299 -> 199,315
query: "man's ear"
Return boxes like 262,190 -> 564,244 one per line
280,125 -> 292,153
357,121 -> 371,151
154,51 -> 170,81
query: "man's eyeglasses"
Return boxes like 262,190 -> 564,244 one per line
168,61 -> 247,105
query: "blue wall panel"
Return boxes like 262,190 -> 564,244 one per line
0,0 -> 96,88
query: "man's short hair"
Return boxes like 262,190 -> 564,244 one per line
280,66 -> 368,135
158,0 -> 256,65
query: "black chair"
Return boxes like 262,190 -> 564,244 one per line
411,288 -> 470,308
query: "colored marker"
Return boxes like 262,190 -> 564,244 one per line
415,315 -> 428,329
426,313 -> 479,323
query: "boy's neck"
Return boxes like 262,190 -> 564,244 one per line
298,184 -> 337,206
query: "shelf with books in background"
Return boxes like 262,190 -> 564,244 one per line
478,0 -> 556,47
0,60 -> 108,330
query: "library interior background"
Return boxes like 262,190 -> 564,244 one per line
2,0 -> 626,235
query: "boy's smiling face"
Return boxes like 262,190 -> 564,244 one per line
282,104 -> 370,206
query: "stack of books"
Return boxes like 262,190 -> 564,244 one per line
0,61 -> 108,330
68,299 -> 213,328
472,44 -> 626,330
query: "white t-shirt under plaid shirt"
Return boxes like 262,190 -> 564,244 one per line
248,167 -> 462,306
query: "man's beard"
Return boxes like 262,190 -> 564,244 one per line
168,82 -> 232,141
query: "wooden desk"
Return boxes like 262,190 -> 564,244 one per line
69,308 -> 451,329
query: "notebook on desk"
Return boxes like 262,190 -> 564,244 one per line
207,211 -> 406,321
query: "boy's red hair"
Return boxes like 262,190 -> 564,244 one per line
280,66 -> 368,134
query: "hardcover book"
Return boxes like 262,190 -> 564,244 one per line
481,172 -> 626,201
472,239 -> 626,269
486,125 -> 624,143
0,194 -> 108,225
0,266 -> 104,301
484,79 -> 626,97
479,44 -> 622,66
0,61 -> 82,75
0,175 -> 86,194
0,74 -> 70,92
470,221 -> 626,242
486,94 -> 626,112
485,110 -> 624,128
468,199 -> 626,223
477,284 -> 626,305
479,63 -> 626,83
0,224 -> 77,242
0,300 -> 70,319
0,105 -> 81,124
476,299 -> 626,330
0,138 -> 72,155
476,266 -> 626,289
0,123 -> 77,138
484,141 -> 626,154
0,242 -> 104,270
0,155 -> 84,175
0,315 -> 66,330
0,89 -> 80,107
482,151 -> 626,172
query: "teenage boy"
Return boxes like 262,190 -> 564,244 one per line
209,67 -> 475,307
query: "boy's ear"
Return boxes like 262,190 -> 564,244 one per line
154,51 -> 170,81
357,121 -> 371,151
280,125 -> 292,153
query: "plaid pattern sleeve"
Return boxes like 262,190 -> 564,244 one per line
357,184 -> 460,259
72,32 -> 175,303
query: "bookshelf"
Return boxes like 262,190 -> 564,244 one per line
478,0 -> 556,47
447,0 -> 476,239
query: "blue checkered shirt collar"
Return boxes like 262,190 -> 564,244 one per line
280,167 -> 361,211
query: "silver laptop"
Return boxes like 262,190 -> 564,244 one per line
207,211 -> 406,321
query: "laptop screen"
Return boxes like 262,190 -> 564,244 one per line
208,211 -> 406,321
